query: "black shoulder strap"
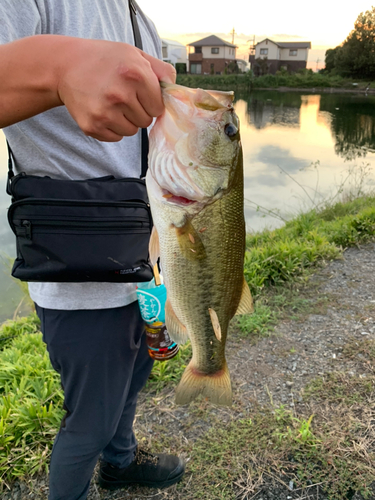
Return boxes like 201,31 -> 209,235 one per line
129,0 -> 149,179
6,141 -> 14,195
6,1 -> 149,187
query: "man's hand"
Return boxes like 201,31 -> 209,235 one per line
57,39 -> 176,141
0,36 -> 176,141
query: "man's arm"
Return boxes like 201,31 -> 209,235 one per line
0,35 -> 176,141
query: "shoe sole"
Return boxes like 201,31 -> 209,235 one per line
98,469 -> 185,490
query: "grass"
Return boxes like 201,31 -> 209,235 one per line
181,375 -> 374,500
342,337 -> 375,361
238,195 -> 375,340
0,331 -> 63,486
176,72 -> 371,92
1,194 -> 375,493
146,342 -> 192,392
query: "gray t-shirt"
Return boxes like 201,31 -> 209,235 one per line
0,0 -> 161,310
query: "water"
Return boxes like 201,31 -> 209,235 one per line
237,91 -> 375,231
1,90 -> 375,322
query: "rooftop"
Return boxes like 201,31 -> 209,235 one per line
258,38 -> 311,49
188,35 -> 237,48
161,38 -> 185,47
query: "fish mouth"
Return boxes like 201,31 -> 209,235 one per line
161,189 -> 198,206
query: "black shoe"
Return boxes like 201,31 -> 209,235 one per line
98,448 -> 185,490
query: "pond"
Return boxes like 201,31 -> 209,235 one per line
1,90 -> 375,322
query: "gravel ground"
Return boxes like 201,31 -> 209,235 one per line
2,244 -> 375,500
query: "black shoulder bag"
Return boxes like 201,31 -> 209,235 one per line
6,0 -> 154,283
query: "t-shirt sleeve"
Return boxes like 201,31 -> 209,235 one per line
0,0 -> 42,45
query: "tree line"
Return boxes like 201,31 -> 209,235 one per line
324,7 -> 375,78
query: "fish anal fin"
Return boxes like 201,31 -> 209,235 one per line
148,227 -> 160,267
235,278 -> 254,315
175,360 -> 232,406
165,299 -> 189,344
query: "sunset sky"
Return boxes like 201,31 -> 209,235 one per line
138,0 -> 374,70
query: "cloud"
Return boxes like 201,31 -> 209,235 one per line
256,145 -> 309,173
244,173 -> 288,188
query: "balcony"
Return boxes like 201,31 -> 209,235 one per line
189,53 -> 203,62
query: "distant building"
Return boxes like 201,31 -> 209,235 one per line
187,35 -> 237,75
236,59 -> 250,73
249,39 -> 311,75
161,38 -> 188,72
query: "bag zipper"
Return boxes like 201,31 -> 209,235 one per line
9,198 -> 150,209
8,198 -> 153,235
17,219 -> 146,240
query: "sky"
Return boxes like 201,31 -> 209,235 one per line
138,0 -> 375,70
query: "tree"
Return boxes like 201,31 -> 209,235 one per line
227,61 -> 240,74
253,57 -> 270,76
325,6 -> 375,78
324,46 -> 341,73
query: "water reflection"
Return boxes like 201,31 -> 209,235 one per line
242,91 -> 302,129
319,94 -> 375,161
235,91 -> 375,233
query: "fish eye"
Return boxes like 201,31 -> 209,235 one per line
224,123 -> 238,138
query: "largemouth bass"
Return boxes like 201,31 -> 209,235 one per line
146,83 -> 253,406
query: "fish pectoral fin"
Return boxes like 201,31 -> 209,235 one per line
175,360 -> 232,406
165,299 -> 189,344
148,226 -> 160,267
235,277 -> 254,315
175,218 -> 206,261
208,308 -> 222,342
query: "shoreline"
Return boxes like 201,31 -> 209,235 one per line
252,85 -> 375,94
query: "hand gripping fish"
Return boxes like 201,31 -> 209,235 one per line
146,83 -> 253,406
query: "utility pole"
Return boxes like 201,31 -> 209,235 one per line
230,27 -> 237,45
248,35 -> 256,56
316,57 -> 320,72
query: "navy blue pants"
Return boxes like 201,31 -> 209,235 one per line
35,301 -> 154,500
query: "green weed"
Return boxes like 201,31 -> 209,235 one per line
186,399 -> 373,500
0,332 -> 63,487
237,303 -> 277,339
342,337 -> 375,361
303,372 -> 374,405
146,342 -> 192,393
0,314 -> 40,350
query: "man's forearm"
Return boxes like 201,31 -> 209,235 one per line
0,34 -> 176,140
0,35 -> 68,127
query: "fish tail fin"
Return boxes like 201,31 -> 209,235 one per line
175,360 -> 232,406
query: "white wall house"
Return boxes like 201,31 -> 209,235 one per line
161,38 -> 188,69
249,38 -> 311,75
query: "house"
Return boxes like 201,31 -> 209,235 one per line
236,59 -> 250,73
187,35 -> 237,75
249,38 -> 311,75
161,38 -> 188,72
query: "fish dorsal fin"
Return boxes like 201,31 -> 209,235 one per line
165,298 -> 189,344
235,278 -> 254,315
194,88 -> 227,111
148,226 -> 160,267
